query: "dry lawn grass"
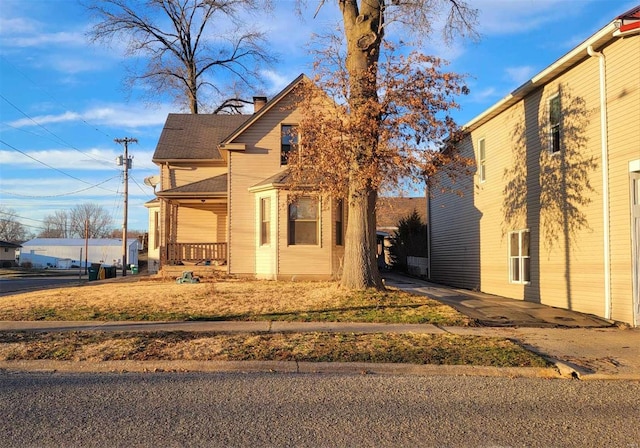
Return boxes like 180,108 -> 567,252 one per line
0,279 -> 471,325
0,331 -> 550,367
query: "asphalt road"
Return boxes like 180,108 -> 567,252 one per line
1,372 -> 638,447
0,276 -> 83,296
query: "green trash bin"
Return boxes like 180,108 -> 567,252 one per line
88,267 -> 98,281
104,266 -> 116,279
131,265 -> 138,275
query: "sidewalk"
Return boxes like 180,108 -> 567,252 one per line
1,273 -> 638,380
382,273 -> 640,380
1,319 -> 638,380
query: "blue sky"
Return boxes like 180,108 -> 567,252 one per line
0,0 -> 634,237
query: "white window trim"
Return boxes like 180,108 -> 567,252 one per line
509,229 -> 531,285
548,93 -> 561,154
478,137 -> 486,183
288,196 -> 321,246
260,197 -> 271,246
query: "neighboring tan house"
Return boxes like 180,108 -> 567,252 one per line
146,75 -> 346,279
429,7 -> 640,326
0,240 -> 20,267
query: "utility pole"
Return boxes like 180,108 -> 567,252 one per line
115,137 -> 137,277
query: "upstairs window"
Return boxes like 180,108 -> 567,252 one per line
281,124 -> 298,165
509,229 -> 530,284
478,138 -> 486,182
549,95 -> 561,153
288,197 -> 318,245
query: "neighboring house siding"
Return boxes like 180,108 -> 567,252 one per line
0,247 -> 16,262
429,138 -> 480,291
430,29 -> 639,325
229,95 -> 301,275
606,36 -> 640,324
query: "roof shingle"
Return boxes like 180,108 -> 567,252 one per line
153,114 -> 249,161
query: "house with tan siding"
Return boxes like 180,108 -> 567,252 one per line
429,7 -> 640,326
146,75 -> 345,280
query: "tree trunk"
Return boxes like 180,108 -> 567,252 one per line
339,0 -> 384,289
341,181 -> 383,289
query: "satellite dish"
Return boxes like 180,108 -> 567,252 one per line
144,175 -> 160,192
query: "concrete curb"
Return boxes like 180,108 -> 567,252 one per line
0,360 -> 562,379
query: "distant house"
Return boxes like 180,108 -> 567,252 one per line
377,197 -> 427,235
146,75 -> 346,279
376,197 -> 428,272
429,7 -> 640,326
0,240 -> 21,267
20,238 -> 139,269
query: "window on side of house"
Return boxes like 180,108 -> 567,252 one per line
335,199 -> 344,246
288,197 -> 318,245
281,124 -> 298,165
478,137 -> 486,182
153,211 -> 159,249
509,229 -> 530,284
549,94 -> 561,153
261,197 -> 271,246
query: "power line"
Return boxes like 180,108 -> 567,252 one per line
1,55 -> 116,142
0,211 -> 45,223
0,139 -> 119,193
0,94 -> 117,167
0,176 -> 120,198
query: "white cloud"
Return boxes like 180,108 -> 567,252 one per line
0,17 -> 38,34
261,70 -> 297,94
2,31 -> 85,48
504,66 -> 535,86
469,87 -> 498,103
0,148 -> 156,171
7,104 -> 172,130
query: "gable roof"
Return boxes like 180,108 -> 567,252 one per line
219,74 -> 307,148
153,114 -> 249,162
157,174 -> 227,198
377,197 -> 427,230
0,240 -> 21,248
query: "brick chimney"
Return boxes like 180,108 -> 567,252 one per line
253,96 -> 267,113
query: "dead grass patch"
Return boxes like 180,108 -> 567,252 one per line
0,331 -> 549,367
0,280 -> 470,326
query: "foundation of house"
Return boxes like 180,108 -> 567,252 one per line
159,264 -> 227,281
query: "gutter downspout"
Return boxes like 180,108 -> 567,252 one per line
587,44 -> 612,320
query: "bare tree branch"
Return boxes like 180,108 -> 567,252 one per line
86,0 -> 275,113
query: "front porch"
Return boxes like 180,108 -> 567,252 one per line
158,242 -> 228,280
163,242 -> 227,266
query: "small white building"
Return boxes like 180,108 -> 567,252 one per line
19,238 -> 139,269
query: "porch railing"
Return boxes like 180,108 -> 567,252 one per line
165,243 -> 227,265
